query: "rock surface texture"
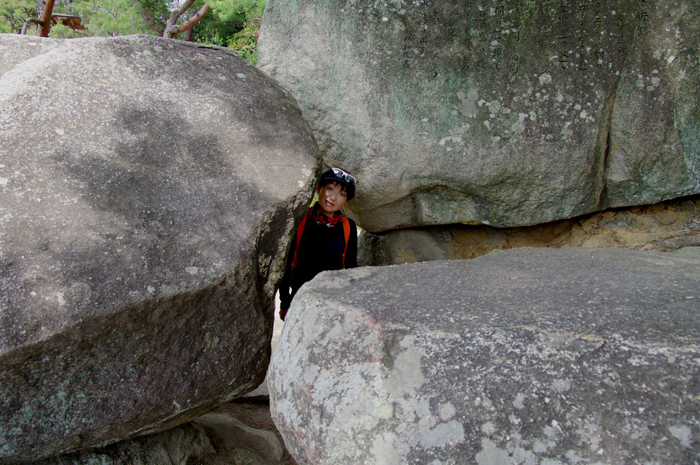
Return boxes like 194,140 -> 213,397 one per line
34,399 -> 299,465
269,247 -> 700,464
0,34 -> 319,463
33,424 -> 215,465
259,0 -> 700,232
359,195 -> 700,265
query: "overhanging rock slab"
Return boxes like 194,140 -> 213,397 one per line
259,0 -> 700,231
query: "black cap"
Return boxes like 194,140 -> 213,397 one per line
320,167 -> 356,199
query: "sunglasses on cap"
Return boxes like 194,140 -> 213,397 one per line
331,167 -> 356,186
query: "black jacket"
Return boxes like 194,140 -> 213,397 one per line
279,215 -> 357,310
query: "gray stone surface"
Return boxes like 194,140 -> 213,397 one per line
0,34 -> 319,462
269,247 -> 700,464
32,424 -> 215,465
35,400 -> 297,465
259,0 -> 700,232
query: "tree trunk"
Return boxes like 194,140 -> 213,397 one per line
37,0 -> 54,37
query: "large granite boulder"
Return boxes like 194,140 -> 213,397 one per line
259,0 -> 700,232
269,247 -> 700,464
0,34 -> 319,463
359,196 -> 700,265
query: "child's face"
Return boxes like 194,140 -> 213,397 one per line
317,181 -> 349,216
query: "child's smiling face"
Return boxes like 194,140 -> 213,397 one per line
317,181 -> 349,216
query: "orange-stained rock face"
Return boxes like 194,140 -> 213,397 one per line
359,196 -> 700,265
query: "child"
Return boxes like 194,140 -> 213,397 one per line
278,168 -> 358,320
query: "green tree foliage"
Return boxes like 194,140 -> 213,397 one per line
191,0 -> 264,63
50,0 -> 159,38
0,0 -> 266,63
226,15 -> 261,63
0,0 -> 36,33
135,0 -> 171,34
191,0 -> 258,45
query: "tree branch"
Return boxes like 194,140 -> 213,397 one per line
163,0 -> 195,35
164,3 -> 209,38
171,0 -> 198,20
21,17 -> 41,35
